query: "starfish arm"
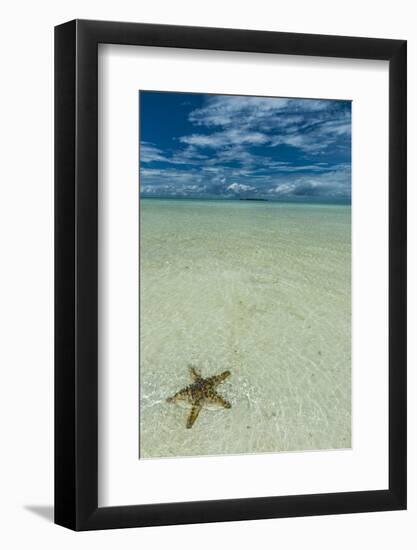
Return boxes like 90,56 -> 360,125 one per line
166,387 -> 190,403
186,403 -> 202,428
207,392 -> 232,409
207,370 -> 231,386
188,365 -> 202,380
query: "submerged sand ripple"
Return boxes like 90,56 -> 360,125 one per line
139,199 -> 351,458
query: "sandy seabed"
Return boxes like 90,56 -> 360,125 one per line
139,199 -> 351,459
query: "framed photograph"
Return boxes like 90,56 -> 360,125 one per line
55,19 -> 406,530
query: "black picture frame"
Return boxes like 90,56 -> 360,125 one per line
55,19 -> 407,531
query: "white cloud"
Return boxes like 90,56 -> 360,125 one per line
140,141 -> 208,165
180,95 -> 351,157
226,183 -> 256,193
179,128 -> 268,148
140,142 -> 171,163
189,96 -> 291,127
266,165 -> 351,200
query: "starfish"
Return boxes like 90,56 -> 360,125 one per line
166,366 -> 232,428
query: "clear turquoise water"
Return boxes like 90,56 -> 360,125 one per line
139,199 -> 351,458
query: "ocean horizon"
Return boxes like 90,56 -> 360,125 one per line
139,195 -> 352,206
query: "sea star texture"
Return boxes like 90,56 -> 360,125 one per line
167,367 -> 232,428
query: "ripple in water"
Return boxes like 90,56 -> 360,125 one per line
139,199 -> 351,458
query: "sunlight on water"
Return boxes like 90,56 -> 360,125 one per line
139,199 -> 351,458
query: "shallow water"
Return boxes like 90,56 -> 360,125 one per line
139,199 -> 351,458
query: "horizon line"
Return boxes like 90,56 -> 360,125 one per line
140,195 -> 351,206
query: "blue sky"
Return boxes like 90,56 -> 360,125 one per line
139,91 -> 351,203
